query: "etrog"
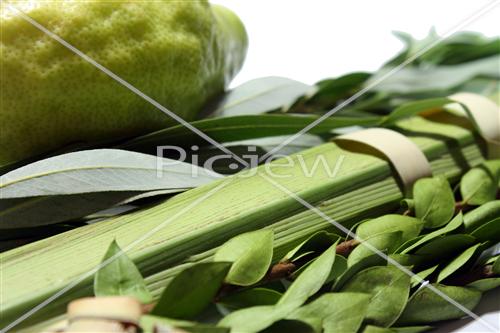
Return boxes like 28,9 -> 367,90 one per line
0,0 -> 247,166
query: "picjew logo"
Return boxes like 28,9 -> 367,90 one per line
156,145 -> 345,179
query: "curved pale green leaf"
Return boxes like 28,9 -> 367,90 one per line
152,262 -> 231,319
141,315 -> 228,333
461,167 -> 497,205
288,293 -> 370,333
356,215 -> 423,243
348,232 -> 403,267
213,77 -> 311,117
94,240 -> 152,303
391,326 -> 433,333
401,213 -> 464,254
341,266 -> 411,327
413,177 -> 455,228
325,255 -> 348,285
214,229 -> 273,286
0,149 -> 220,199
397,284 -> 481,325
437,243 -> 483,282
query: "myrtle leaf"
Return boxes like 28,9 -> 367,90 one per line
94,240 -> 152,303
460,166 -> 498,205
287,293 -> 370,333
356,215 -> 423,243
214,230 -> 273,286
413,177 -> 455,228
348,232 -> 403,267
414,234 -> 476,265
152,262 -> 231,319
341,266 -> 411,327
396,284 -> 481,325
219,244 -> 337,333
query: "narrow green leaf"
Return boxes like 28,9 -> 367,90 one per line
118,114 -> 380,152
437,243 -> 483,282
152,262 -> 231,319
384,98 -> 452,124
493,256 -> 500,274
413,177 -> 455,228
278,243 -> 337,306
214,230 -> 273,286
460,166 -> 498,205
356,215 -> 424,243
401,213 -> 464,254
341,266 -> 411,327
94,240 -> 152,303
396,284 -> 482,325
325,255 -> 348,285
348,232 -> 403,267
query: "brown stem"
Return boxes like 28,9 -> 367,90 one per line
336,239 -> 360,257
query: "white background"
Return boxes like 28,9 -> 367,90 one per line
213,0 -> 500,88
213,1 -> 500,332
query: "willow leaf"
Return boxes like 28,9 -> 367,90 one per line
0,149 -> 220,199
118,114 -> 379,152
212,77 -> 311,116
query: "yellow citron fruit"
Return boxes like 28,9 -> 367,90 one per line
0,0 -> 247,166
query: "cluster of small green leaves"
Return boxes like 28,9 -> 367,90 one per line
93,160 -> 500,333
